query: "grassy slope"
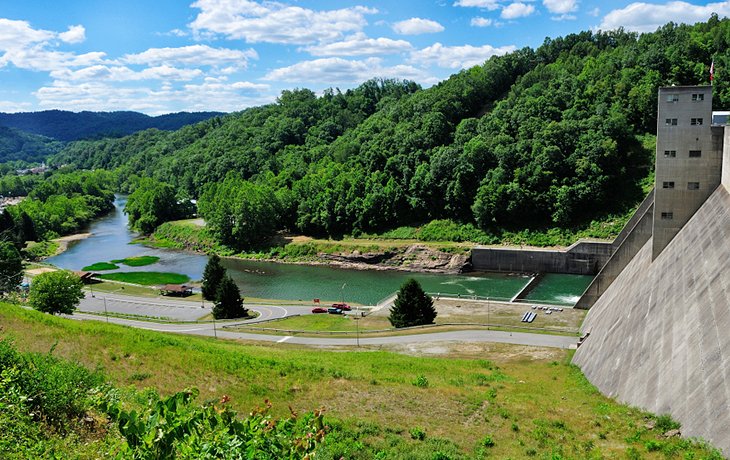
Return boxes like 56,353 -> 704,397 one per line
0,303 -> 720,459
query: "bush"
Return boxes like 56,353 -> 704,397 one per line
409,427 -> 426,440
412,375 -> 429,388
655,413 -> 681,432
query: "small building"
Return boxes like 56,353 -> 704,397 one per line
73,271 -> 99,284
159,284 -> 193,297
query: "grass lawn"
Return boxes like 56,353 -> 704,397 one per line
81,262 -> 120,271
97,271 -> 189,285
0,303 -> 720,459
248,313 -> 392,332
110,256 -> 160,267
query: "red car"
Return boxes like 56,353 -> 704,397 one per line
331,303 -> 352,311
311,307 -> 327,313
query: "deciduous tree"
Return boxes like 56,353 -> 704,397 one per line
0,241 -> 22,293
29,270 -> 84,315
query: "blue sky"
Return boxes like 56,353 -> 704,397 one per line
0,0 -> 728,114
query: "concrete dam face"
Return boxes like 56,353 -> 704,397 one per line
573,185 -> 730,453
573,85 -> 730,454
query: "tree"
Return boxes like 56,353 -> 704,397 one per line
29,270 -> 85,315
125,178 -> 191,234
213,275 -> 247,319
201,254 -> 226,301
0,242 -> 22,293
389,279 -> 437,328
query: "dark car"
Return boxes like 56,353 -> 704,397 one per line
327,307 -> 343,314
331,302 -> 351,311
311,307 -> 327,313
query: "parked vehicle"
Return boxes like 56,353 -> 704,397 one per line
327,307 -> 343,314
311,307 -> 327,313
331,302 -> 351,311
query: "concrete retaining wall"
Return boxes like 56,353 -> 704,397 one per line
471,240 -> 612,275
574,199 -> 654,309
573,185 -> 730,455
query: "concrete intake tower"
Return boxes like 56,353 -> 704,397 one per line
573,85 -> 730,454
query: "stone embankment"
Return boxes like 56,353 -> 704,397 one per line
317,244 -> 470,273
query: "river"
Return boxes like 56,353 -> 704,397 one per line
46,196 -> 592,306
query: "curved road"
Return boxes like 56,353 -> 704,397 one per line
73,291 -> 577,349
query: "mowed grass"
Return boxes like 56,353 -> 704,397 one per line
110,256 -> 160,267
97,271 -> 189,285
81,262 -> 119,271
0,303 -> 721,459
248,313 -> 392,332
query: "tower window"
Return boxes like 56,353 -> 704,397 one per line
692,93 -> 705,101
660,212 -> 674,220
688,182 -> 700,190
663,150 -> 676,158
691,118 -> 704,125
665,118 -> 678,126
662,181 -> 675,189
666,94 -> 679,102
689,150 -> 702,158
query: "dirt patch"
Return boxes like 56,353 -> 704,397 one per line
26,267 -> 57,275
386,341 -> 564,361
52,232 -> 92,255
371,297 -> 585,331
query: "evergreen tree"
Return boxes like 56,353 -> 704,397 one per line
388,278 -> 437,328
213,275 -> 246,319
0,241 -> 22,293
201,253 -> 226,300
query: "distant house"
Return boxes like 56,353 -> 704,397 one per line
159,284 -> 193,297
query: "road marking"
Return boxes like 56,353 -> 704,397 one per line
277,336 -> 292,343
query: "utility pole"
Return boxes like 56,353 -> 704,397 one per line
103,296 -> 109,323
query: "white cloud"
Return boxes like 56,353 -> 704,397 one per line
501,2 -> 536,18
454,0 -> 501,10
34,80 -> 273,114
551,14 -> 577,20
303,33 -> 412,56
0,100 -> 34,113
392,18 -> 445,35
264,57 -> 434,84
410,42 -> 516,69
471,17 -> 494,27
0,19 -> 104,72
59,25 -> 86,44
0,48 -> 106,72
543,0 -> 579,14
0,19 -> 54,48
189,0 -> 377,44
124,45 -> 257,67
50,65 -> 204,82
599,1 -> 730,33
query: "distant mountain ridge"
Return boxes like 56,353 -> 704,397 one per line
0,110 -> 225,142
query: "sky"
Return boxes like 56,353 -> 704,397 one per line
0,0 -> 728,115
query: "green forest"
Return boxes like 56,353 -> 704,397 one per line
5,17 -> 730,250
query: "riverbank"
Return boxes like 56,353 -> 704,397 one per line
51,232 -> 92,255
142,220 -> 474,274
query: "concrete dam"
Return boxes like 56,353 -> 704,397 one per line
573,85 -> 730,454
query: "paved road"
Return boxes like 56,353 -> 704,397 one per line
68,310 -> 577,349
78,292 -> 310,323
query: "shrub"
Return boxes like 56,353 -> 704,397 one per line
409,427 -> 426,440
655,413 -> 681,432
412,375 -> 429,388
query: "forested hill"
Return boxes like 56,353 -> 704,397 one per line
0,110 -> 223,142
0,127 -> 63,164
54,16 -> 730,247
